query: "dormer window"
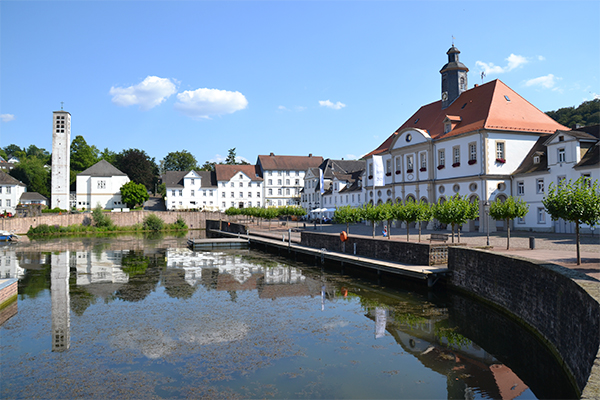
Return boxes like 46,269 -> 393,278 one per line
533,155 -> 540,164
444,122 -> 452,134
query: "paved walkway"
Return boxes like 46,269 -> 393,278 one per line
241,219 -> 600,280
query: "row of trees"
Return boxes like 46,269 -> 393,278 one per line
225,205 -> 306,230
545,98 -> 600,129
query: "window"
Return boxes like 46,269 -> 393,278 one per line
239,192 -> 243,197
460,77 -> 465,91
231,192 -> 234,198
191,179 -> 194,185
257,201 -> 261,207
368,163 -> 373,176
295,179 -> 299,185
453,146 -> 460,166
222,192 -> 225,198
518,216 -> 526,224
286,179 -> 290,185
191,190 -> 195,197
97,180 -> 106,189
444,122 -> 452,134
286,188 -> 290,195
278,171 -> 282,176
517,181 -> 525,195
209,191 -> 213,197
268,179 -> 272,185
179,190 -> 183,196
438,149 -> 445,167
230,182 -> 234,187
536,179 -> 544,194
203,190 -> 207,196
469,143 -> 477,162
358,194 -> 361,202
537,208 -> 546,224
239,182 -> 243,187
533,155 -> 540,164
0,200 -> 2,207
395,156 -> 401,171
558,148 -> 566,163
268,189 -> 272,195
278,179 -> 282,185
386,159 -> 391,174
558,135 -> 564,142
257,192 -> 260,197
222,202 -> 226,208
0,187 -> 2,193
278,189 -> 282,195
496,142 -> 505,160
6,200 -> 10,207
286,171 -> 290,176
407,155 -> 414,171
172,190 -> 176,196
420,153 -> 426,169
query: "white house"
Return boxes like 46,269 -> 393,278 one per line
19,192 -> 49,207
257,153 -> 323,207
512,125 -> 599,233
362,45 -> 568,233
0,171 -> 26,215
214,164 -> 263,210
76,160 -> 129,210
163,170 -> 217,211
301,159 -> 365,218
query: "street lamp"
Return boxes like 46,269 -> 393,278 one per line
484,201 -> 490,246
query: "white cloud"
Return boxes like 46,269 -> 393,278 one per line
319,100 -> 346,110
174,88 -> 248,119
476,53 -> 529,76
525,74 -> 559,89
0,114 -> 15,122
278,105 -> 289,111
344,154 -> 357,160
538,55 -> 546,61
110,76 -> 177,110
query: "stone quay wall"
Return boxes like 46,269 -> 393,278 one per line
0,211 -> 223,234
206,220 -> 247,235
448,246 -> 600,397
0,279 -> 18,327
300,231 -> 435,266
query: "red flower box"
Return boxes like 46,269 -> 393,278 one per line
468,159 -> 477,165
385,172 -> 392,176
368,175 -> 373,179
496,158 -> 506,164
452,162 -> 460,168
395,170 -> 401,175
406,169 -> 414,173
419,167 -> 426,172
437,165 -> 445,170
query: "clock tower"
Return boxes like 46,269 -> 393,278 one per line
440,45 -> 469,109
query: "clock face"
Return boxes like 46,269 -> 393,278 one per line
442,92 -> 448,101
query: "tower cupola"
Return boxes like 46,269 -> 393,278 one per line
440,45 -> 469,109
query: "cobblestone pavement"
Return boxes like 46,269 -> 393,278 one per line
242,219 -> 600,280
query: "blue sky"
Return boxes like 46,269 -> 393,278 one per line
1,1 -> 599,165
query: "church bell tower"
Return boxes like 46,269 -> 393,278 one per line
440,45 -> 469,109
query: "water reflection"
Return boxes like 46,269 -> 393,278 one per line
1,240 -> 578,399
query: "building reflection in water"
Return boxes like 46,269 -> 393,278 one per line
0,248 -> 24,280
51,252 -> 70,352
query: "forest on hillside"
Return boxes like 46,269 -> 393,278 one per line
545,98 -> 600,128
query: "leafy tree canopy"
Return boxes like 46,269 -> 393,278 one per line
115,148 -> 158,191
224,147 -> 249,165
70,135 -> 99,172
162,150 -> 198,172
9,156 -> 51,197
3,144 -> 23,158
546,99 -> 600,128
489,196 -> 529,249
120,181 -> 149,208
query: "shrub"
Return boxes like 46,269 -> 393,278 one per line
92,205 -> 113,229
143,214 -> 164,232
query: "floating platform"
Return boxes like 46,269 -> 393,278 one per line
187,238 -> 249,250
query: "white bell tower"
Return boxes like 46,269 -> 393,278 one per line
51,107 -> 71,210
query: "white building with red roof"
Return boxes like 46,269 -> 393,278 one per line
163,170 -> 217,211
214,164 -> 263,210
362,45 -> 568,233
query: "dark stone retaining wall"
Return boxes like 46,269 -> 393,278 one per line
206,220 -> 247,235
301,231 -> 433,266
448,246 -> 600,397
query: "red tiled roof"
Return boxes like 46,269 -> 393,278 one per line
257,154 -> 324,171
364,79 -> 569,157
214,164 -> 263,182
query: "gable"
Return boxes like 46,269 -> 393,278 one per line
391,128 -> 430,150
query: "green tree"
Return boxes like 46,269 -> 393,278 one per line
25,145 -> 50,163
433,195 -> 479,243
115,148 -> 158,191
70,135 -> 99,172
399,200 -> 433,242
162,150 -> 198,172
99,148 -> 117,166
120,181 -> 149,208
9,156 -> 51,197
489,196 -> 529,250
198,161 -> 215,172
546,99 -> 600,128
92,204 -> 114,228
361,203 -> 384,238
223,147 -> 249,165
3,144 -> 22,158
334,205 -> 362,235
143,213 -> 164,232
543,177 -> 600,265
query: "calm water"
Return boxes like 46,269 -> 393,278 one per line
0,236 -> 577,399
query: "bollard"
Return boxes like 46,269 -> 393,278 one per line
529,236 -> 535,250
353,243 -> 357,255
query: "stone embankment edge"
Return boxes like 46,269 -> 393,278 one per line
448,246 -> 600,399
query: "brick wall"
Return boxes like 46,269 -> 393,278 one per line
448,246 -> 600,395
0,211 -> 223,234
300,231 -> 435,266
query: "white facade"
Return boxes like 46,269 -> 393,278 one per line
76,160 -> 129,210
263,169 -> 304,207
216,168 -> 263,211
0,172 -> 27,215
51,111 -> 71,210
165,171 -> 218,211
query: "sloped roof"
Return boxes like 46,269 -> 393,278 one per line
78,160 -> 127,177
20,192 -> 49,202
162,170 -> 216,188
214,164 -> 263,182
574,124 -> 600,169
365,79 -> 569,157
512,135 -> 551,175
0,171 -> 25,186
257,154 -> 323,172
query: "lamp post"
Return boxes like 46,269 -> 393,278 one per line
484,201 -> 490,246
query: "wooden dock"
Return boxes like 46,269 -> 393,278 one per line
209,230 -> 449,286
187,238 -> 248,250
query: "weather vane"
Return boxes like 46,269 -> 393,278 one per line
452,35 -> 455,46
61,101 -> 64,110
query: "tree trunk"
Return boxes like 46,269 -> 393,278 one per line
576,222 -> 581,265
346,222 -> 349,235
451,224 -> 455,243
458,226 -> 461,242
372,221 -> 375,238
388,219 -> 392,239
406,221 -> 410,242
418,221 -> 422,242
506,218 -> 511,250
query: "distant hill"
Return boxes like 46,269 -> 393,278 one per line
546,99 -> 600,129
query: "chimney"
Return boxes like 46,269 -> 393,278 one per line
474,84 -> 478,87
270,152 -> 274,156
309,153 -> 312,157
